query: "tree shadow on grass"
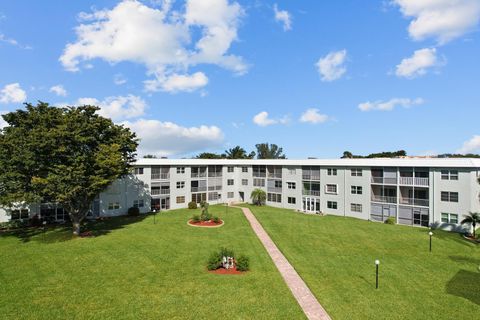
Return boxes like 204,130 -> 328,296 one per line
449,255 -> 480,265
0,214 -> 150,244
445,270 -> 480,305
425,228 -> 476,248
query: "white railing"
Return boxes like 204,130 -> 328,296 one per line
371,177 -> 397,184
267,173 -> 282,179
253,172 -> 266,178
302,174 -> 321,180
399,176 -> 429,186
151,173 -> 170,180
191,173 -> 207,178
151,189 -> 170,195
399,197 -> 429,207
303,190 -> 321,197
371,195 -> 397,204
208,173 -> 222,177
191,187 -> 207,192
267,187 -> 282,193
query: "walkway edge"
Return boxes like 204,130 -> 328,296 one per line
234,206 -> 332,320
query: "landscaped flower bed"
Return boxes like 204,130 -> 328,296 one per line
187,201 -> 224,227
207,248 -> 250,275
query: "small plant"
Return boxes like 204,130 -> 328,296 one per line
213,216 -> 221,224
236,255 -> 250,271
200,201 -> 211,221
192,214 -> 201,223
188,201 -> 197,209
385,216 -> 396,225
207,251 -> 223,270
128,207 -> 140,216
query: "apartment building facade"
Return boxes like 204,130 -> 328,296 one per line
1,158 -> 480,232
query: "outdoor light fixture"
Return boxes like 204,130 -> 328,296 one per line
375,259 -> 380,289
43,220 -> 47,242
153,210 -> 157,225
429,231 -> 433,252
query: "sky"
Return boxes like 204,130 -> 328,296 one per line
0,0 -> 480,159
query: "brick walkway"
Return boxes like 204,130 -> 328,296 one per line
237,206 -> 331,320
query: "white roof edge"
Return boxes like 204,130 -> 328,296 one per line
133,158 -> 480,168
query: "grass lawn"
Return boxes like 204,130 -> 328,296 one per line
245,205 -> 480,320
0,206 -> 305,320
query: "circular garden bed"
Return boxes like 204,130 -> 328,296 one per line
187,219 -> 224,228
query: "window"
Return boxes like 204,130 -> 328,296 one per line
351,168 -> 362,177
287,182 -> 296,189
227,166 -> 234,173
242,179 -> 248,186
441,213 -> 458,224
351,186 -> 363,195
351,203 -> 362,212
253,178 -> 265,187
133,199 -> 144,208
134,167 -> 144,175
327,201 -> 337,209
192,193 -> 206,203
242,166 -> 248,173
227,192 -> 234,198
10,209 -> 29,220
176,181 -> 185,189
325,184 -> 337,194
108,202 -> 120,210
441,191 -> 458,202
176,196 -> 185,204
176,167 -> 185,174
275,180 -> 282,188
327,168 -> 337,176
227,179 -> 234,186
267,193 -> 282,203
441,170 -> 458,180
288,197 -> 296,204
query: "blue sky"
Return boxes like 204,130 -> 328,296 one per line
0,0 -> 479,159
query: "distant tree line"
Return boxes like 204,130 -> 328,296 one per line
195,143 -> 286,159
341,150 -> 407,159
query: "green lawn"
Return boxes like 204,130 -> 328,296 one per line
0,206 -> 305,320
245,205 -> 480,320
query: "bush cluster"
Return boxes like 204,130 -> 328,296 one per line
128,207 -> 140,216
188,201 -> 197,209
206,248 -> 249,271
235,255 -> 250,272
385,216 -> 396,225
192,214 -> 201,223
0,220 -> 30,230
213,216 -> 221,224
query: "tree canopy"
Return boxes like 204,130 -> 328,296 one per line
255,143 -> 286,159
0,102 -> 138,235
341,150 -> 407,159
224,146 -> 255,159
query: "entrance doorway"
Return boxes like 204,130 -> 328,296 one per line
302,197 -> 320,213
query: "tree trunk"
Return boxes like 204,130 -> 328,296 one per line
73,220 -> 81,236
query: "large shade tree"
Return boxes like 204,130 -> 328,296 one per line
0,102 -> 138,235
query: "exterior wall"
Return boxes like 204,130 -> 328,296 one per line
344,167 -> 370,220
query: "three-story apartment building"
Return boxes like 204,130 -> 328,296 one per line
1,158 -> 479,233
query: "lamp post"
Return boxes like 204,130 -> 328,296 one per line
43,220 -> 47,242
153,209 -> 156,225
375,260 -> 380,289
429,231 -> 433,252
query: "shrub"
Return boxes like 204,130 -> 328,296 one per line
385,216 -> 396,225
188,201 -> 197,209
213,216 -> 220,224
201,212 -> 212,221
207,251 -> 222,270
192,214 -> 201,223
128,207 -> 140,216
236,255 -> 250,271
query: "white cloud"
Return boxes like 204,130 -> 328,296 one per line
299,108 -> 329,124
0,110 -> 7,129
0,33 -> 31,49
273,4 -> 292,31
315,50 -> 347,82
457,135 -> 480,154
252,111 -> 289,127
122,118 -> 224,157
144,71 -> 208,93
0,83 -> 27,104
49,85 -> 68,97
358,97 -> 424,112
76,95 -> 147,121
60,0 -> 247,93
114,73 -> 127,85
395,48 -> 443,78
393,0 -> 480,44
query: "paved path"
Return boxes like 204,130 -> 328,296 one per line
235,206 -> 331,320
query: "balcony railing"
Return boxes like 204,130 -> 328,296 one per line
151,189 -> 170,195
267,173 -> 282,179
208,173 -> 222,178
303,190 -> 321,197
302,174 -> 321,180
399,176 -> 429,186
191,187 -> 207,192
191,173 -> 207,178
151,173 -> 170,180
371,177 -> 397,185
399,197 -> 429,207
267,187 -> 282,193
253,172 -> 266,178
371,195 -> 397,204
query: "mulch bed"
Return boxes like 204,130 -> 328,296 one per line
79,231 -> 94,238
187,219 -> 224,227
208,267 -> 244,275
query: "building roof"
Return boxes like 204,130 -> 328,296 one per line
134,158 -> 480,168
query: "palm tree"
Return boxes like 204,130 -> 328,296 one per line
461,212 -> 480,238
255,143 -> 286,159
250,188 -> 266,206
224,146 -> 255,159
